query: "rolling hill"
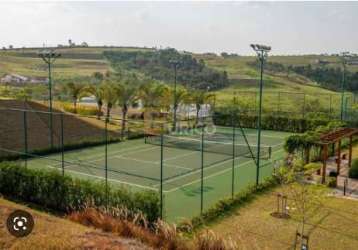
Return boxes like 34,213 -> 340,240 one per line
1,46 -> 357,106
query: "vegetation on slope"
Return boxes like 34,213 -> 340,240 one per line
103,48 -> 229,90
0,197 -> 149,250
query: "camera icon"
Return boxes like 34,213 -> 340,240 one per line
6,210 -> 34,237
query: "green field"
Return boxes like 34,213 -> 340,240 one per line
24,127 -> 291,221
2,46 -> 356,116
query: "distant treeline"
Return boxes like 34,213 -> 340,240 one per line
103,48 -> 229,90
248,60 -> 358,92
290,64 -> 358,92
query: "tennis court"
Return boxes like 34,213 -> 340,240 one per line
26,126 -> 290,221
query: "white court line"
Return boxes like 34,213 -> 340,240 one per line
162,148 -> 285,193
161,150 -> 199,163
153,143 -> 285,189
66,143 -> 152,162
45,164 -> 158,191
90,145 -> 159,163
242,134 -> 288,139
115,155 -> 192,171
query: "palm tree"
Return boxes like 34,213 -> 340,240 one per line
116,75 -> 140,138
190,90 -> 215,125
169,86 -> 188,131
101,80 -> 118,121
84,84 -> 104,119
64,82 -> 86,113
139,81 -> 168,128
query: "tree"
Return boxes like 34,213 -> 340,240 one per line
170,86 -> 188,130
275,160 -> 326,250
92,72 -> 104,83
139,81 -> 169,127
64,82 -> 86,113
84,84 -> 104,119
116,74 -> 140,137
189,90 -> 215,125
101,80 -> 118,121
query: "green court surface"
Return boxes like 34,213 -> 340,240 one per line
26,127 -> 291,221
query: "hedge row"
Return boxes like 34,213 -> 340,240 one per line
0,137 -> 123,162
0,162 -> 160,222
213,111 -> 331,133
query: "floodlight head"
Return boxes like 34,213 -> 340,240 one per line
169,59 -> 179,65
38,49 -> 61,59
250,44 -> 271,52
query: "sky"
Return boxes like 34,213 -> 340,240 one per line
0,1 -> 358,55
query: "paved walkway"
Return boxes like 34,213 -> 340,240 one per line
324,156 -> 358,198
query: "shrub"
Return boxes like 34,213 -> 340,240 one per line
326,177 -> 337,188
63,103 -> 100,116
213,110 -> 331,133
195,230 -> 236,250
68,207 -> 188,249
349,159 -> 358,179
0,162 -> 160,222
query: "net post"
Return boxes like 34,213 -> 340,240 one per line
231,114 -> 236,199
105,118 -> 109,208
160,124 -> 164,220
23,111 -> 28,167
61,114 -> 65,176
200,125 -> 204,215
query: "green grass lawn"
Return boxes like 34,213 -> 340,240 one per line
206,185 -> 358,250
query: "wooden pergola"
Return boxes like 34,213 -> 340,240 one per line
318,128 -> 358,183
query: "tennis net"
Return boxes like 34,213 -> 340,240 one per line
145,134 -> 272,159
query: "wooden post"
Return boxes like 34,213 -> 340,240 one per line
337,140 -> 341,175
348,135 -> 353,168
305,147 -> 310,164
322,144 -> 328,184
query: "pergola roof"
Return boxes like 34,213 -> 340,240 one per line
319,128 -> 358,144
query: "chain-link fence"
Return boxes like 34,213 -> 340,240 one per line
228,91 -> 357,120
0,108 -> 288,222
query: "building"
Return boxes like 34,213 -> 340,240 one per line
0,74 -> 47,86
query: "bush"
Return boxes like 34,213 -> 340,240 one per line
326,177 -> 337,188
63,103 -> 100,116
349,159 -> 358,179
0,162 -> 160,222
213,111 -> 331,133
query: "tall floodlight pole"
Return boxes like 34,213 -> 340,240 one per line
170,60 -> 179,131
38,49 -> 61,148
250,44 -> 271,186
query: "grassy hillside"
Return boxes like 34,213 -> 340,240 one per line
1,47 -> 356,109
193,54 -> 358,110
0,197 -> 148,249
0,47 -> 154,78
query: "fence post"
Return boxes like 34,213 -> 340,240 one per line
105,118 -> 109,208
160,127 -> 164,220
61,114 -> 65,176
200,125 -> 204,215
23,111 -> 28,167
231,114 -> 236,198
